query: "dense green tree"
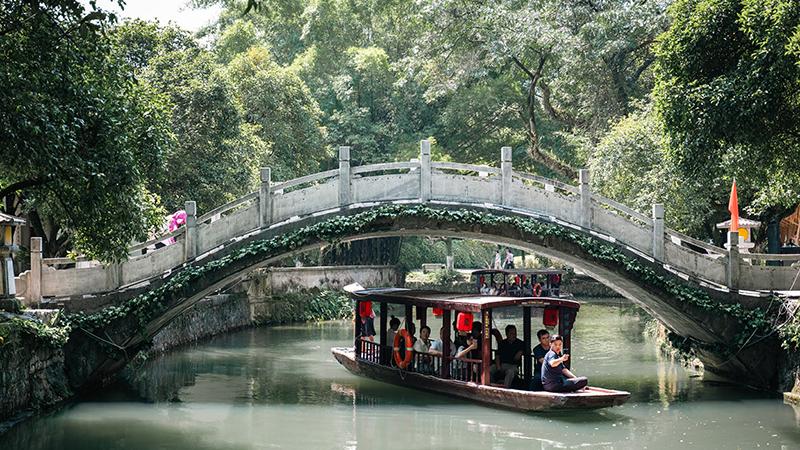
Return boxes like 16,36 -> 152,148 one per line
226,46 -> 328,179
112,20 -> 268,212
589,103 -> 716,237
415,0 -> 670,178
654,0 -> 800,218
0,1 -> 171,260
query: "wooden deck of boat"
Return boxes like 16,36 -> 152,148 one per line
332,347 -> 630,411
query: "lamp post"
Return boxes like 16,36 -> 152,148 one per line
0,212 -> 25,312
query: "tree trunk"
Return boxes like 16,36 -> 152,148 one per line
512,55 -> 577,180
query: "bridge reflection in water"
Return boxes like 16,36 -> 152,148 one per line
1,302 -> 797,450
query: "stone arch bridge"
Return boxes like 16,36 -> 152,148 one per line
14,142 -> 800,390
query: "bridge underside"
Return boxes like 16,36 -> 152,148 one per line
63,203 -> 781,391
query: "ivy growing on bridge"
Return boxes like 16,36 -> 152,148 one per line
28,204 -> 781,355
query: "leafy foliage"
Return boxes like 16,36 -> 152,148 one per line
654,0 -> 800,218
0,1 -> 170,260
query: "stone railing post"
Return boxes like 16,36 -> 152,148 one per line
105,262 -> 123,291
579,169 -> 592,229
28,237 -> 42,304
445,238 -> 454,271
338,146 -> 351,206
727,231 -> 740,290
184,200 -> 197,261
652,204 -> 665,261
259,167 -> 271,229
501,146 -> 512,206
419,140 -> 431,202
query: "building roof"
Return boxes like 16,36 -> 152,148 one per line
716,218 -> 761,229
350,288 -> 580,312
0,212 -> 25,225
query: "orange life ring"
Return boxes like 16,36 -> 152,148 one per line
532,282 -> 543,297
393,329 -> 414,369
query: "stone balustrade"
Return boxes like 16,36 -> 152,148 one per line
13,141 -> 800,304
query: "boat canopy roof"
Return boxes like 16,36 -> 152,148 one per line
350,288 -> 580,313
471,269 -> 565,276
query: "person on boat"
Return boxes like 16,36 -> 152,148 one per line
387,315 -> 401,347
504,248 -> 515,269
490,324 -> 525,388
470,321 -> 483,360
453,319 -> 468,349
541,334 -> 588,392
508,277 -> 522,297
522,278 -> 533,296
452,334 -> 479,381
413,325 -> 434,373
479,282 -> 491,295
429,326 -> 454,357
356,308 -> 376,346
530,329 -> 550,390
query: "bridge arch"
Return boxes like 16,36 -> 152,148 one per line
64,203 -> 779,390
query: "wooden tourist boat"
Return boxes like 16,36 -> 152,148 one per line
471,269 -> 570,298
331,289 -> 630,411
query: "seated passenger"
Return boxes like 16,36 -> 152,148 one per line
470,321 -> 483,360
490,324 -> 525,388
430,326 -> 455,357
452,334 -> 479,381
479,282 -> 491,295
522,280 -> 533,296
541,334 -> 588,392
414,325 -> 434,373
530,329 -> 550,390
387,315 -> 401,347
453,320 -> 468,349
508,281 -> 522,297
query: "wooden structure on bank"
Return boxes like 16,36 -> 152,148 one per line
331,289 -> 630,411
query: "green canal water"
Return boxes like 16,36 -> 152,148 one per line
2,302 -> 799,449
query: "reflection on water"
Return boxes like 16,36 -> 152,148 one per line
2,303 -> 799,449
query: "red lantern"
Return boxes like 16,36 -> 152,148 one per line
521,275 -> 526,283
514,275 -> 520,284
479,275 -> 485,284
543,306 -> 558,327
456,312 -> 474,331
432,307 -> 444,317
358,301 -> 372,318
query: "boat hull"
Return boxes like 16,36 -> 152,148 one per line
332,347 -> 630,411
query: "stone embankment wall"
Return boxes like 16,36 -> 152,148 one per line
149,294 -> 251,353
0,333 -> 71,425
566,275 -> 622,297
0,265 -> 401,427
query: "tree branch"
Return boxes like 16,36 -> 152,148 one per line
0,178 -> 44,203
